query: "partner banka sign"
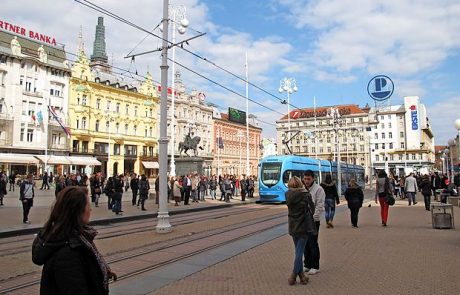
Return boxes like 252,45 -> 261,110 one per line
0,19 -> 57,46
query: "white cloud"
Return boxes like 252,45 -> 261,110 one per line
277,0 -> 460,79
426,96 -> 460,145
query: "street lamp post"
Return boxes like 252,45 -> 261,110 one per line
448,139 -> 456,181
168,4 -> 189,178
327,107 -> 343,195
455,119 -> 460,173
156,0 -> 172,233
105,110 -> 113,177
279,78 -> 298,133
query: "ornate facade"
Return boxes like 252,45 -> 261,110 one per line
0,27 -> 71,174
68,18 -> 159,176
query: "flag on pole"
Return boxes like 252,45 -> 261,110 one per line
36,111 -> 43,124
48,106 -> 71,138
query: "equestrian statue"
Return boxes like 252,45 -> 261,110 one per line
178,133 -> 202,157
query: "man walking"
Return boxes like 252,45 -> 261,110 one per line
431,172 -> 441,199
302,170 -> 325,275
405,173 -> 418,206
40,172 -> 49,190
9,172 -> 16,192
184,174 -> 192,205
130,173 -> 139,206
20,174 -> 35,224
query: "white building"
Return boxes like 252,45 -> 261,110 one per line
369,96 -> 435,176
276,104 -> 373,174
0,26 -> 71,174
160,71 -> 214,174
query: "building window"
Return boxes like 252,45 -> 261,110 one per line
106,121 -> 110,132
389,132 -> 393,139
20,128 -> 25,141
376,155 -> 380,161
27,129 -> 33,142
125,145 -> 137,156
107,101 -> 111,111
143,146 -> 148,156
115,123 -> 119,134
28,102 -> 35,116
311,147 -> 316,153
82,95 -> 87,106
25,80 -> 32,92
399,155 -> 403,161
382,133 -> 385,139
95,120 -> 100,132
327,146 -> 331,153
149,127 -> 153,137
149,146 -> 154,156
52,133 -> 58,145
375,143 -> 378,150
406,154 -> 409,160
81,117 -> 87,129
145,128 -> 148,137
380,116 -> 384,120
381,123 -> 384,129
134,106 -> 138,116
388,115 -> 391,119
125,124 -> 128,134
382,143 -> 385,149
390,155 -> 394,161
401,142 -> 405,149
360,145 -> 364,152
149,108 -> 153,118
114,144 -> 121,155
400,132 -> 404,138
389,143 -> 393,149
412,154 -> 416,160
76,119 -> 80,129
304,146 -> 308,153
116,103 -> 120,113
374,133 -> 378,139
319,147 -> 324,153
133,125 -> 137,136
389,122 -> 392,128
82,141 -> 89,153
96,99 -> 101,109
125,104 -> 129,115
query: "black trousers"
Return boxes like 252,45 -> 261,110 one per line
184,188 -> 191,205
22,198 -> 33,222
241,189 -> 246,201
132,189 -> 138,205
423,194 -> 431,210
349,207 -> 360,226
304,221 -> 320,270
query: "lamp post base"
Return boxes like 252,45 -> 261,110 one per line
155,211 -> 172,233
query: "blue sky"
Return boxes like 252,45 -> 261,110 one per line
2,0 -> 460,144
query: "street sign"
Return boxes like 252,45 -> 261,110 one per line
367,75 -> 394,101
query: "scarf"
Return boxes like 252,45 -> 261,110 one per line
77,226 -> 111,291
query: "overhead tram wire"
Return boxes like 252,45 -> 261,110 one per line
2,40 -> 284,120
75,0 -> 304,112
169,58 -> 284,116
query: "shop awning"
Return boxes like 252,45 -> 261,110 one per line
0,153 -> 39,164
142,161 -> 159,169
68,156 -> 101,166
35,155 -> 72,165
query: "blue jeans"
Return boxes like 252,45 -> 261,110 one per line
112,192 -> 122,213
407,192 -> 416,205
292,237 -> 308,274
324,199 -> 336,222
210,189 -> 216,199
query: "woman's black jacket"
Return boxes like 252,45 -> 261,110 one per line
32,233 -> 107,295
286,188 -> 317,237
344,187 -> 364,209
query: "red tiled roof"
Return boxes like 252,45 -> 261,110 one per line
279,104 -> 367,120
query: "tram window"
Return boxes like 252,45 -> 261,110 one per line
261,162 -> 282,187
283,170 -> 305,186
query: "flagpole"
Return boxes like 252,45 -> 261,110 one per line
245,52 -> 250,176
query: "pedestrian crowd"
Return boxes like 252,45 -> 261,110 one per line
285,169 -> 460,286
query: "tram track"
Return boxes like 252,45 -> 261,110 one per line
0,206 -> 267,257
0,208 -> 287,294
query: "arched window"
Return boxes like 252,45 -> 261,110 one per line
95,120 -> 100,132
124,124 -> 128,134
82,117 -> 87,129
116,123 -> 120,134
116,103 -> 120,113
134,125 -> 137,136
106,121 -> 110,132
149,127 -> 153,137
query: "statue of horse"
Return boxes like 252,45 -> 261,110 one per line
178,135 -> 201,157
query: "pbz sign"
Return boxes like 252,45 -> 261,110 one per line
367,75 -> 394,101
410,105 -> 418,130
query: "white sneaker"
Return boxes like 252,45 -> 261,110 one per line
306,268 -> 319,275
304,267 -> 310,273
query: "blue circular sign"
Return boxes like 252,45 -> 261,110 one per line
367,75 -> 394,101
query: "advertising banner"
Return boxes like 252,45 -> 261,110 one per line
404,96 -> 420,150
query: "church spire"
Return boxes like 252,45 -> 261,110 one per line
90,17 -> 109,70
77,25 -> 85,55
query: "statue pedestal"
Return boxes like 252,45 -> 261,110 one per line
175,157 -> 204,176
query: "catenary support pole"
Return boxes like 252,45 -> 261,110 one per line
156,0 -> 172,233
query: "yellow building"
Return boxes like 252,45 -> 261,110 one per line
68,19 -> 159,176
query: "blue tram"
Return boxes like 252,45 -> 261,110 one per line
258,155 -> 365,203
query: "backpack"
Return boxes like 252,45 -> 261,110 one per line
140,180 -> 149,192
224,181 -> 232,191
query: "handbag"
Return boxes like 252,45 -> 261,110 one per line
386,194 -> 396,206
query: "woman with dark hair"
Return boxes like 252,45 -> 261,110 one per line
344,179 -> 364,228
32,186 -> 117,294
320,174 -> 339,228
375,170 -> 390,226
